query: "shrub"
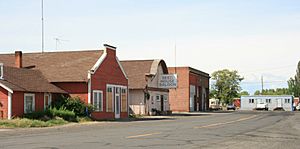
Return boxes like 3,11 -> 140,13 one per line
0,118 -> 68,128
48,107 -> 76,121
24,110 -> 50,120
53,95 -> 94,117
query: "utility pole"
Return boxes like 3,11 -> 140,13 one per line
41,0 -> 45,53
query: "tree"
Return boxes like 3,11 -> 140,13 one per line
288,61 -> 300,97
254,88 -> 289,95
210,69 -> 244,104
239,91 -> 249,97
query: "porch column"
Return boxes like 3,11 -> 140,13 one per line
8,92 -> 12,120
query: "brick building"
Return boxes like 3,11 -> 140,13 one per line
168,67 -> 210,112
0,44 -> 128,119
120,60 -> 169,115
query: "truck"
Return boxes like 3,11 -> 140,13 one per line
256,103 -> 268,111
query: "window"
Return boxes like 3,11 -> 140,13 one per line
164,95 -> 168,101
249,99 -> 254,103
44,93 -> 52,110
266,99 -> 271,103
285,98 -> 290,103
116,87 -> 120,94
93,90 -> 103,111
24,94 -> 35,113
0,63 -> 3,79
156,95 -> 160,102
107,87 -> 112,92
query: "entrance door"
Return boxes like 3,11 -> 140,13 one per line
277,98 -> 282,108
44,93 -> 51,110
115,87 -> 121,119
190,85 -> 196,112
160,95 -> 164,111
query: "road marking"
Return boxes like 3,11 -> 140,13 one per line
126,132 -> 161,139
194,115 -> 257,129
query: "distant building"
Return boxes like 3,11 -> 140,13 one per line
121,60 -> 170,115
240,95 -> 293,111
168,67 -> 210,112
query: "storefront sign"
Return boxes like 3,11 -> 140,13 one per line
159,74 -> 177,88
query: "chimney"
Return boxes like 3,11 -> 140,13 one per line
15,51 -> 22,68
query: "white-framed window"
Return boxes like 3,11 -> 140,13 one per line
44,93 -> 52,110
156,95 -> 160,102
0,63 -> 3,79
164,95 -> 168,101
24,93 -> 35,114
93,90 -> 103,112
266,99 -> 271,103
285,98 -> 290,103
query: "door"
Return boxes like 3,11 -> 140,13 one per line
44,93 -> 51,110
190,85 -> 195,111
277,98 -> 282,108
160,95 -> 164,111
114,87 -> 121,119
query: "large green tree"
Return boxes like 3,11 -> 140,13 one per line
210,69 -> 244,104
288,61 -> 300,97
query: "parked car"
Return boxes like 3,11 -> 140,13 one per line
296,103 -> 300,111
256,103 -> 268,111
227,104 -> 236,110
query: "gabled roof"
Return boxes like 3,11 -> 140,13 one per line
120,59 -> 168,89
0,50 -> 104,82
0,66 -> 66,93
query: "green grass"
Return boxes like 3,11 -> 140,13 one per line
0,118 -> 68,128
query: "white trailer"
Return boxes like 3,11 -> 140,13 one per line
240,95 -> 294,111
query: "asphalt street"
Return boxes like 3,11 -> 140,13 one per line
0,111 -> 299,149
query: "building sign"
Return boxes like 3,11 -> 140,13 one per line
159,74 -> 177,88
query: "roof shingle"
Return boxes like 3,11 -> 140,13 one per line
0,66 -> 66,93
0,50 -> 104,82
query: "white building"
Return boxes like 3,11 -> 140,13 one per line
240,95 -> 294,111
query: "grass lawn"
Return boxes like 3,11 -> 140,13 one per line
0,118 -> 68,128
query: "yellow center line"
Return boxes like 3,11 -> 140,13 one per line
126,132 -> 161,139
194,115 -> 257,129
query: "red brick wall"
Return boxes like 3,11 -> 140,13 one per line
53,82 -> 88,103
91,48 -> 128,119
168,67 -> 190,112
168,67 -> 210,112
0,87 -> 8,119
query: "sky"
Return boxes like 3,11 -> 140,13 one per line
0,0 -> 300,94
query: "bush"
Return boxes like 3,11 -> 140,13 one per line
0,118 -> 68,128
49,107 -> 76,121
24,110 -> 50,120
53,95 -> 94,117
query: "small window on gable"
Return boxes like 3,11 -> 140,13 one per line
0,63 -> 3,79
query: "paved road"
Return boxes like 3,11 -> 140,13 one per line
0,111 -> 300,149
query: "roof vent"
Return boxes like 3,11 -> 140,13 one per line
0,63 -> 3,80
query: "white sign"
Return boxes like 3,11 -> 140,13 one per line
159,74 -> 177,88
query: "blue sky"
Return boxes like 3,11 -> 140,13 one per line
1,0 -> 300,94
